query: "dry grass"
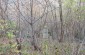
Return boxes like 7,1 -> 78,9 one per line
0,38 -> 85,55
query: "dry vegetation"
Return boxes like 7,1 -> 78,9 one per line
0,0 -> 85,55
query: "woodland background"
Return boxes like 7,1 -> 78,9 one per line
0,0 -> 85,55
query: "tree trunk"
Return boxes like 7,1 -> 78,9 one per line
58,0 -> 64,42
30,0 -> 41,51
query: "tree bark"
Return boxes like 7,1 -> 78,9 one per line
30,0 -> 41,51
58,0 -> 64,42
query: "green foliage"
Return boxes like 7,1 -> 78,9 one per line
64,0 -> 76,8
81,0 -> 85,2
0,19 -> 16,38
0,44 -> 11,55
54,43 -> 72,55
6,20 -> 16,38
80,49 -> 85,53
7,31 -> 15,39
6,20 -> 16,29
42,40 -> 49,55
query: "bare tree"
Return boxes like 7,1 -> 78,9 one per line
58,0 -> 64,42
15,0 -> 22,55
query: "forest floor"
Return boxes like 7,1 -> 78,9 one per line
0,37 -> 85,55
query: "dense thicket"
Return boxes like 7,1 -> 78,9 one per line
0,0 -> 85,55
